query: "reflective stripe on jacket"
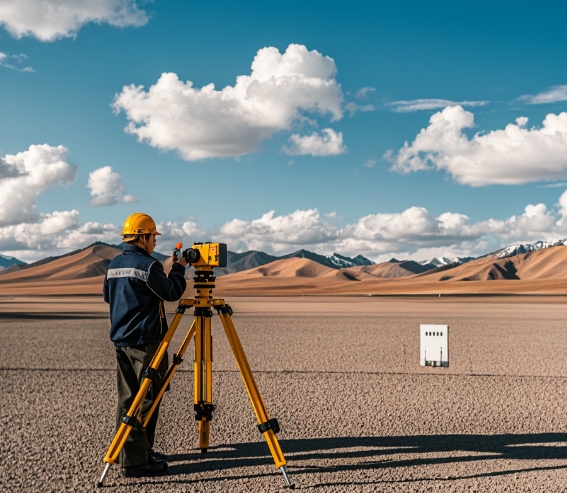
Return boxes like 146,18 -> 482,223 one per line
103,244 -> 187,347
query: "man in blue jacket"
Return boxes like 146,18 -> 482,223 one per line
103,212 -> 187,477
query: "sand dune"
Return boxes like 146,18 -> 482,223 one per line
232,258 -> 336,278
227,258 -> 429,282
348,259 -> 430,279
0,244 -> 120,283
421,245 -> 567,281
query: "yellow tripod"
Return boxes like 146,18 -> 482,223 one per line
97,267 -> 292,488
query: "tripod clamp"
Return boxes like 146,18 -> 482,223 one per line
214,305 -> 233,316
141,366 -> 158,381
258,418 -> 280,434
194,402 -> 216,421
172,353 -> 184,365
121,415 -> 145,432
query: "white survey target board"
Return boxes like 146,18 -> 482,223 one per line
420,324 -> 449,367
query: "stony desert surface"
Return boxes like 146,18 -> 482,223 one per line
2,295 -> 567,492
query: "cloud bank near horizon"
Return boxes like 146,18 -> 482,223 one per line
3,196 -> 567,265
0,145 -> 564,263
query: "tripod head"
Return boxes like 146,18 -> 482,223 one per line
175,242 -> 227,300
193,266 -> 216,299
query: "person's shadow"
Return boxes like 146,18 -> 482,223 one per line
141,433 -> 567,487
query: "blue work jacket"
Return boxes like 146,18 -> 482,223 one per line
103,244 -> 187,347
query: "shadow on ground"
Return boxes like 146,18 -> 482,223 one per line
136,433 -> 567,487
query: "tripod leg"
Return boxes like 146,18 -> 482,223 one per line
217,307 -> 292,487
194,311 -> 214,452
97,303 -> 191,487
142,319 -> 197,426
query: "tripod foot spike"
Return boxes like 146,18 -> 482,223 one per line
97,463 -> 110,488
280,466 -> 293,488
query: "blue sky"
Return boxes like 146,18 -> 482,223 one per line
2,1 -> 567,262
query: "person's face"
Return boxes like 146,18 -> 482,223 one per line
147,234 -> 157,254
140,234 -> 157,254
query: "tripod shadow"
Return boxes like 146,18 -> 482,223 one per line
152,433 -> 567,487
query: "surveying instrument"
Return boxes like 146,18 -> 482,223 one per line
97,242 -> 292,488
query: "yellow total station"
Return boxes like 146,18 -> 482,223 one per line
97,242 -> 292,488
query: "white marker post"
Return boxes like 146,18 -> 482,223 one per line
420,324 -> 449,367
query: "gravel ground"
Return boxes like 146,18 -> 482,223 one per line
2,296 -> 567,492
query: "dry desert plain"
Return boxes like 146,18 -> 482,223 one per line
2,294 -> 567,492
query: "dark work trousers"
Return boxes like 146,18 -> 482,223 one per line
115,343 -> 169,467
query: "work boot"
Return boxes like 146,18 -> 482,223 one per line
150,449 -> 168,463
122,457 -> 168,478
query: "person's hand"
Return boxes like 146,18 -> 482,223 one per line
172,250 -> 188,267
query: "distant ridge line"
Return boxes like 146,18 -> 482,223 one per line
3,239 -> 567,286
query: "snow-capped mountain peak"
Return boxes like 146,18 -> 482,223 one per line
326,253 -> 374,268
419,256 -> 473,267
496,239 -> 567,259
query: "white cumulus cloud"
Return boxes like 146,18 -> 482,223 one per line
215,209 -> 337,253
87,166 -> 137,206
0,144 -> 76,227
284,128 -> 346,156
386,99 -> 489,113
112,44 -> 344,161
517,85 -> 567,105
336,207 -> 477,255
153,220 -> 206,252
0,145 -> 127,259
386,105 -> 567,186
556,191 -> 567,226
0,0 -> 149,41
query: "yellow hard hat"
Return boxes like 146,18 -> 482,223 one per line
121,213 -> 161,240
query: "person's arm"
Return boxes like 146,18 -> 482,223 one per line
146,261 -> 187,302
103,274 -> 109,304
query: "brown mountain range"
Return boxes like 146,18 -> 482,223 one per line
215,245 -> 567,295
1,244 -> 567,296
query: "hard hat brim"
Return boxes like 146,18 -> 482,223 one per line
121,230 -> 162,236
